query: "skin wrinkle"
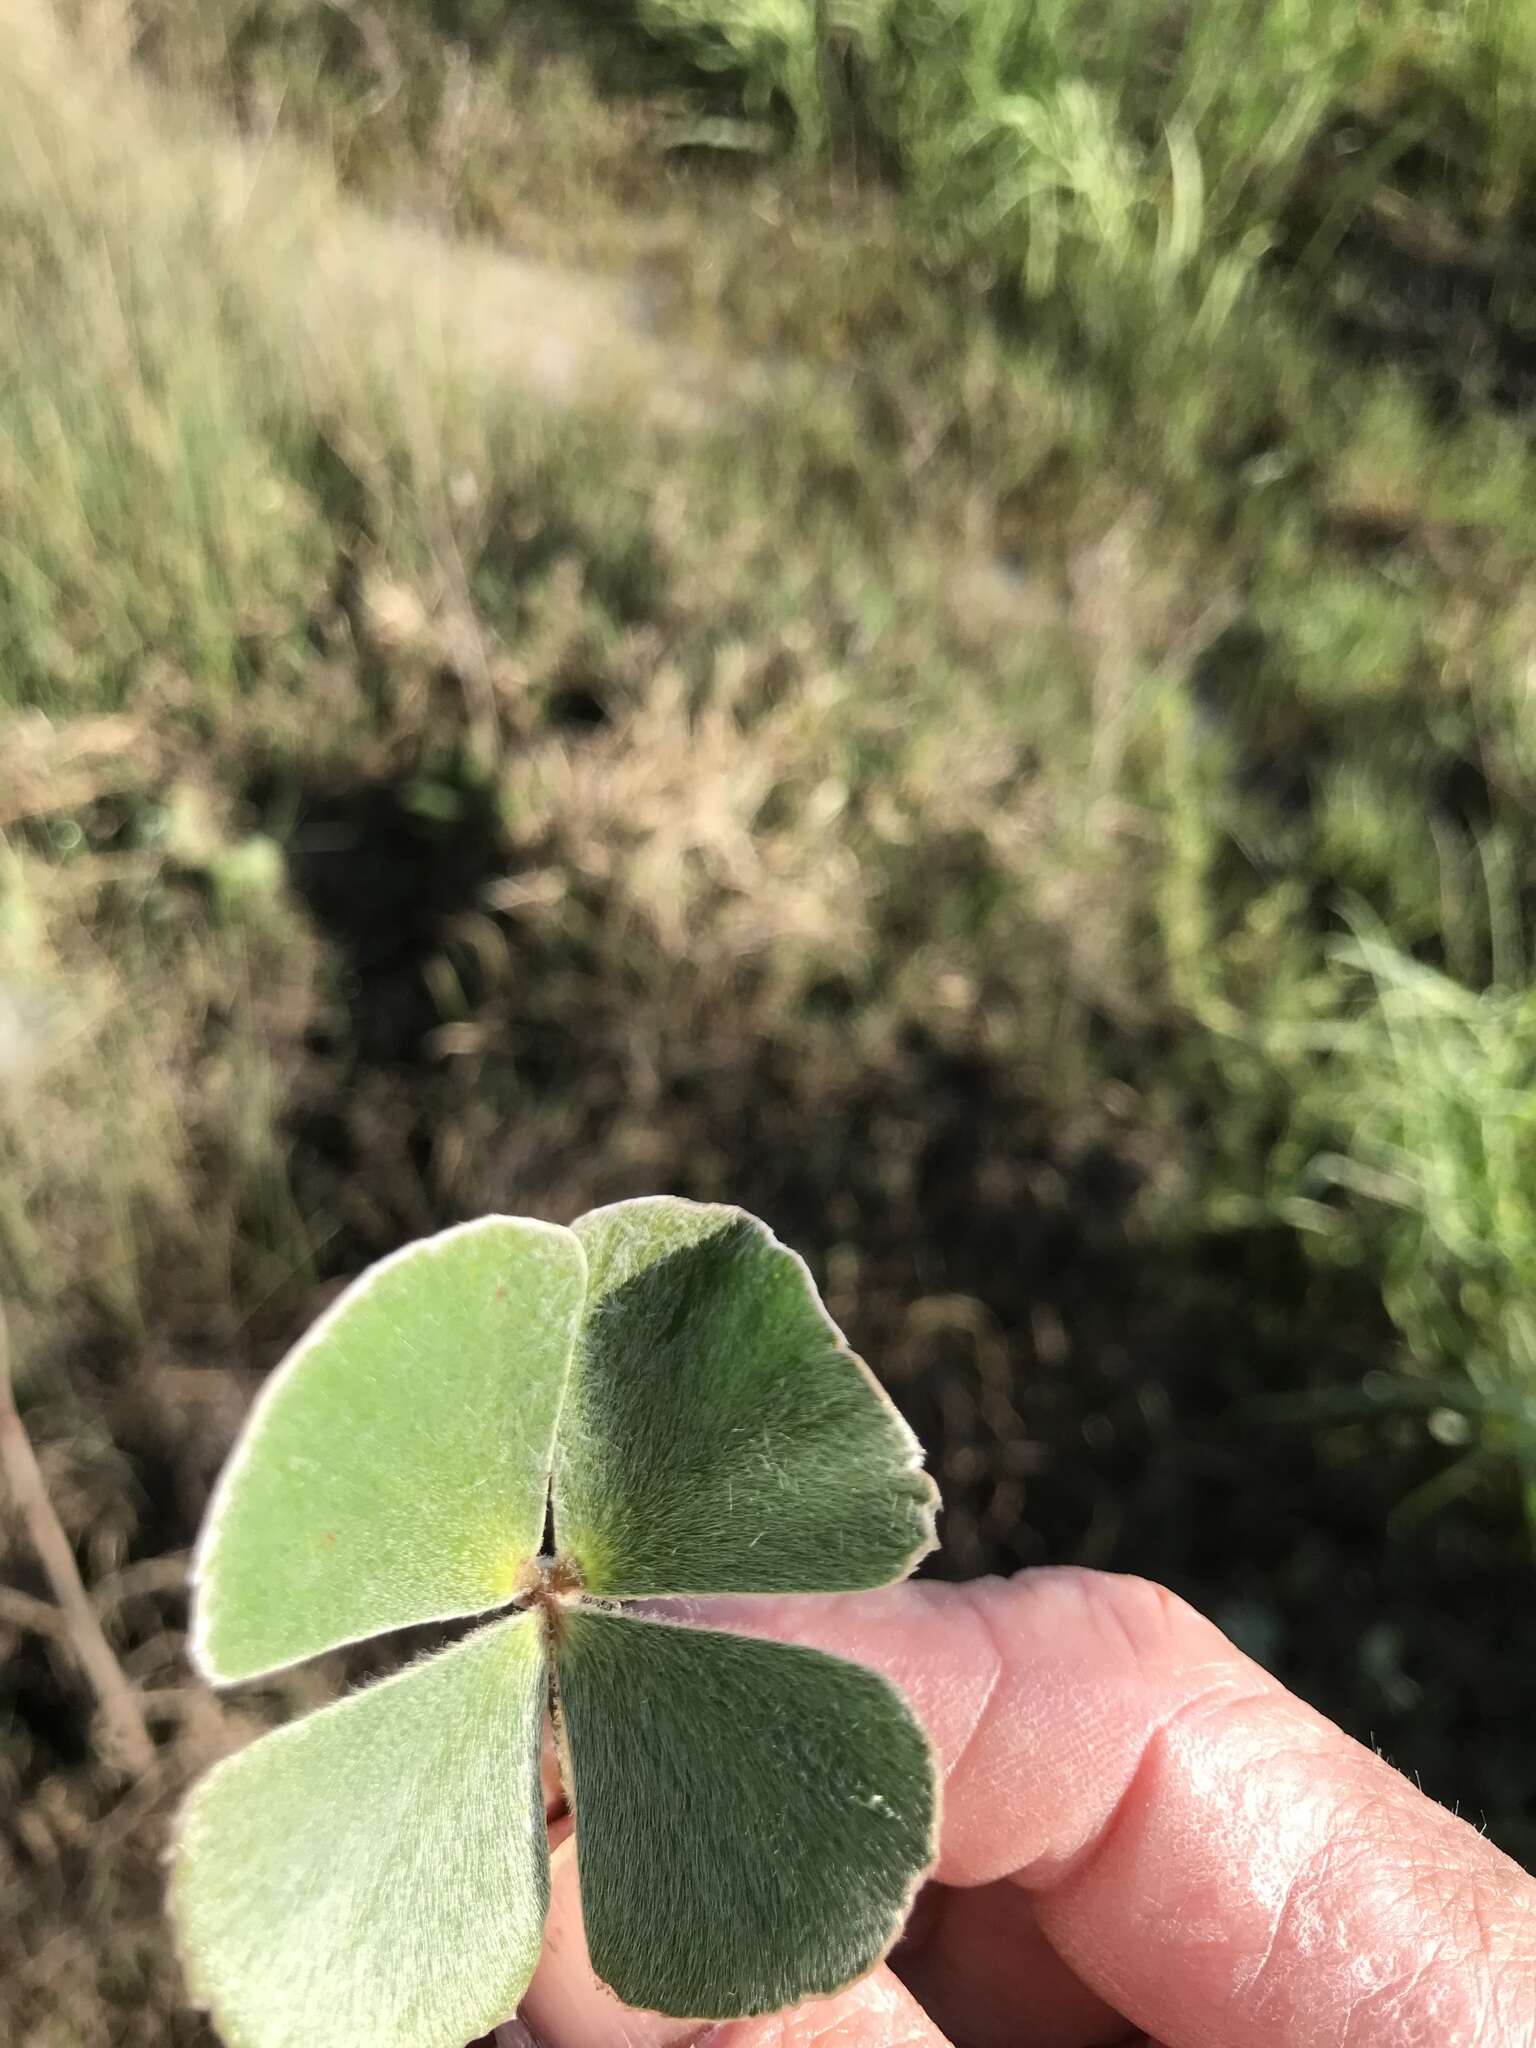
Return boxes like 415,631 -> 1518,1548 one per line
1331,1845 -> 1536,2048
1035,1675 -> 1278,1901
1337,1929 -> 1461,2048
1036,1661 -> 1536,2048
1232,1829 -> 1305,2007
1450,1890 -> 1501,2048
1272,1786 -> 1534,2047
937,1594 -> 1006,1802
1077,1575 -> 1190,1671
1196,1716 -> 1374,2008
1243,1801 -> 1403,2031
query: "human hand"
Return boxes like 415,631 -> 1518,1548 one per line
520,1569 -> 1536,2048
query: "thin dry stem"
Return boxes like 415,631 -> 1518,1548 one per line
0,1297 -> 155,1776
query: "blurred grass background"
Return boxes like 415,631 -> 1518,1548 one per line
4,0 -> 1536,2037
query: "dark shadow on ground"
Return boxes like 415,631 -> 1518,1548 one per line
261,765 -> 1536,1864
7,762 -> 1533,2048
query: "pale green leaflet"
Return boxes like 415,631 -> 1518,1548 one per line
174,1199 -> 940,2048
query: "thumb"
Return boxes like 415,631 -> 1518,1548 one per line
522,1835 -> 953,2048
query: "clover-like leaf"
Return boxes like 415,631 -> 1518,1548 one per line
174,1614 -> 549,2048
175,1198 -> 941,2048
554,1200 -> 937,1595
555,1607 -> 935,2017
193,1216 -> 587,1683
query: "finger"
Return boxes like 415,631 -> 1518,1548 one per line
523,1835 -> 954,2048
894,1882 -> 1132,2048
688,1573 -> 1536,2048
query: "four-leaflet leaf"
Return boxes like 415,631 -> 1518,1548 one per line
174,1199 -> 940,2048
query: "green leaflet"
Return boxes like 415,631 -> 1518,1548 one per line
556,1606 -> 937,2018
173,1614 -> 549,2048
193,1217 -> 587,1682
178,1199 -> 942,2046
555,1200 -> 938,1595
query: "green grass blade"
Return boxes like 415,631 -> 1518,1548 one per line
555,1607 -> 936,2016
172,1613 -> 550,2048
193,1218 -> 587,1682
553,1198 -> 937,1596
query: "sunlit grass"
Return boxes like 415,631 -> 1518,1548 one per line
629,0 -> 1536,364
8,0 -> 1536,1546
1292,912 -> 1536,1528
